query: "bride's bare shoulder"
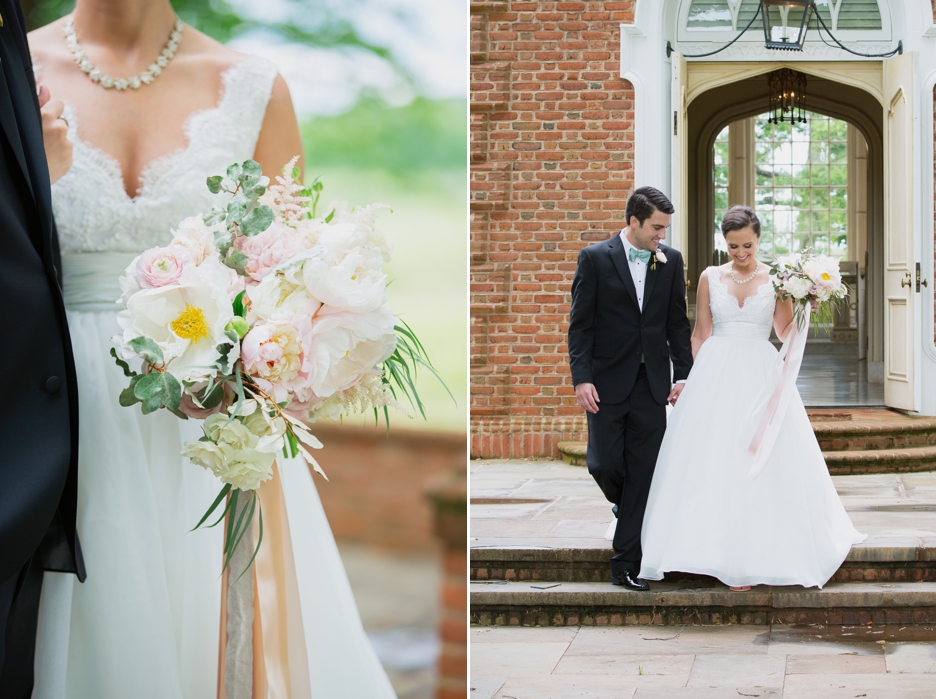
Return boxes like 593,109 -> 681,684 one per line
27,17 -> 72,72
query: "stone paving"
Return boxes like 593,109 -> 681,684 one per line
470,460 -> 936,697
470,460 -> 936,552
470,624 -> 936,698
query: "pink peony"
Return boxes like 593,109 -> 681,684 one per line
135,246 -> 191,289
241,318 -> 315,403
235,221 -> 311,282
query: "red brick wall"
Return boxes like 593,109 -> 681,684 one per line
470,0 -> 636,459
311,423 -> 466,551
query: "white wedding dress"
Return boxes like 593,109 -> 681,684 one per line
32,57 -> 396,698
638,266 -> 866,589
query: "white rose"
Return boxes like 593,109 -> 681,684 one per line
181,414 -> 275,491
782,275 -> 812,300
242,410 -> 288,454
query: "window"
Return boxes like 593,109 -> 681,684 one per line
713,125 -> 730,252
752,113 -> 848,260
682,0 -> 886,38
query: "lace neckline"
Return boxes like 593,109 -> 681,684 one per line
62,57 -> 262,202
711,269 -> 774,310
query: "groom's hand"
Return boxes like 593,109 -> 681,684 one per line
667,383 -> 686,406
575,383 -> 600,413
38,85 -> 73,185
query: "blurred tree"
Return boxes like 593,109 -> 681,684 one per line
20,0 -> 407,76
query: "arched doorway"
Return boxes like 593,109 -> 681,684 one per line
686,71 -> 885,405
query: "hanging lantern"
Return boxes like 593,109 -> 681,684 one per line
767,68 -> 807,124
761,0 -> 813,51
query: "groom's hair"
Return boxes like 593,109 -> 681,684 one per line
625,186 -> 675,227
721,205 -> 761,237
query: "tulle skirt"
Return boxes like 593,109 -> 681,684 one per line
33,309 -> 395,698
638,334 -> 866,589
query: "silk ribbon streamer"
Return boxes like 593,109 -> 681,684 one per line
217,461 -> 312,698
746,304 -> 811,477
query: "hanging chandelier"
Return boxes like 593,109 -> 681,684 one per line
767,68 -> 807,124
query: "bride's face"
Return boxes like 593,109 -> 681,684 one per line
724,227 -> 759,266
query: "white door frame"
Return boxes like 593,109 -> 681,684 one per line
622,0 -> 936,414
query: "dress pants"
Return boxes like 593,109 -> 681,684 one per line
0,555 -> 44,699
585,365 -> 667,576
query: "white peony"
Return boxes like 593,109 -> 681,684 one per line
170,215 -> 224,265
115,257 -> 238,383
246,267 -> 321,324
327,202 -> 393,260
776,253 -> 803,270
803,257 -> 841,289
181,413 -> 275,491
301,248 -> 387,314
305,306 -> 397,398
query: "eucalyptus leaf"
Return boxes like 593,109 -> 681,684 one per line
109,347 -> 137,377
241,205 -> 273,237
134,371 -> 182,411
226,163 -> 243,182
204,208 -> 226,226
118,375 -> 144,407
227,197 -> 247,223
242,160 -> 262,178
206,175 -> 224,194
223,249 -> 249,275
129,336 -> 164,365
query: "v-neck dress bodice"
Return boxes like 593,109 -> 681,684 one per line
53,56 -> 277,254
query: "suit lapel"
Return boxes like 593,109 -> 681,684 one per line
0,55 -> 35,203
644,250 -> 660,309
608,235 -> 640,311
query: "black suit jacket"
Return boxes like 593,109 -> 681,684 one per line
568,235 -> 693,406
0,0 -> 83,583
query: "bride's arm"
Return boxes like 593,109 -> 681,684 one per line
690,271 -> 712,360
253,76 -> 305,179
773,296 -> 795,341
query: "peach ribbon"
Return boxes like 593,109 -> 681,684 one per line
747,304 -> 810,477
217,461 -> 312,698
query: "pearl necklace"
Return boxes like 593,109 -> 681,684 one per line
729,262 -> 760,284
63,16 -> 184,91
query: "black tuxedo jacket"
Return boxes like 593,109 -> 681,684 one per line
568,236 -> 693,406
0,0 -> 83,583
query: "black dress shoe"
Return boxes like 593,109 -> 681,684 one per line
611,570 -> 649,591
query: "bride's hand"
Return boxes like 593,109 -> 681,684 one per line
38,85 -> 73,185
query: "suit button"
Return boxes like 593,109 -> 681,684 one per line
45,376 -> 61,394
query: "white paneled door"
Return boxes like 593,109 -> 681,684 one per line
882,51 -> 916,411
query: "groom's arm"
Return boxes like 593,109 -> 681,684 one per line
666,249 -> 693,382
568,247 -> 598,387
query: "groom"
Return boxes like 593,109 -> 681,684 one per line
568,186 -> 692,590
0,0 -> 84,695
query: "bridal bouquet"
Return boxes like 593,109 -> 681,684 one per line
110,158 -> 439,569
769,250 -> 849,332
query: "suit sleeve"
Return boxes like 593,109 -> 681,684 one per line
568,247 -> 598,387
666,250 -> 693,382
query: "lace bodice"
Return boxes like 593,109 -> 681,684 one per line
53,57 -> 279,253
706,266 -> 776,340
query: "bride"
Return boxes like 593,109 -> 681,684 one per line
639,205 -> 866,590
29,1 -> 396,696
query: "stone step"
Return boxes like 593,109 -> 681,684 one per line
470,579 -> 936,627
470,546 -> 936,585
557,411 -> 936,473
823,446 -> 936,474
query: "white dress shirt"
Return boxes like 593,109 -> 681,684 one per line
620,231 -> 649,312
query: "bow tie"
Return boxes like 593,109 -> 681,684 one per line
628,247 -> 652,264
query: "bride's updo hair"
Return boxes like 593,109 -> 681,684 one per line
720,205 -> 761,238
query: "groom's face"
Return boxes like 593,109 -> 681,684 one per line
630,210 -> 671,252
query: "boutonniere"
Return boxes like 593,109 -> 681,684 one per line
650,250 -> 667,271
